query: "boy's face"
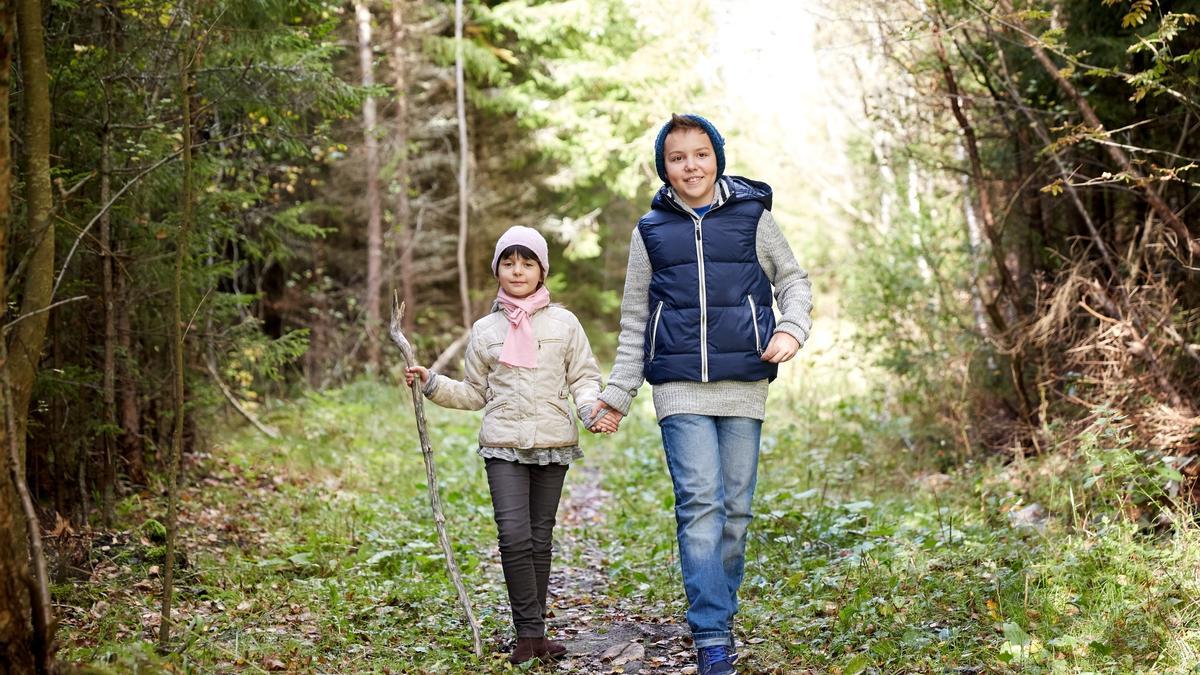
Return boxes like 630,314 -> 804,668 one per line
663,127 -> 718,209
496,253 -> 543,298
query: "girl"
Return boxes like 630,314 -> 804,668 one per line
405,226 -> 617,663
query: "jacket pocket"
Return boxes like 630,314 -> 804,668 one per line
649,301 -> 665,360
549,398 -> 571,417
747,295 -> 762,354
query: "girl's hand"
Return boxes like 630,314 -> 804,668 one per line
404,366 -> 430,386
588,402 -> 623,434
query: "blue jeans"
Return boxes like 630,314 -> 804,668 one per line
659,414 -> 762,648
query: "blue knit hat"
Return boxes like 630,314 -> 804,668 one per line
653,114 -> 725,184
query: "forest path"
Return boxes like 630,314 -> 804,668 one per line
543,464 -> 692,673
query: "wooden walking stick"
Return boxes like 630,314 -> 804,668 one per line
389,291 -> 484,658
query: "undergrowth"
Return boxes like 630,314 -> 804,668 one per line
54,378 -> 1200,673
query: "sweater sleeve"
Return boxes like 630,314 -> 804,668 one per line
756,210 -> 813,346
597,228 -> 652,415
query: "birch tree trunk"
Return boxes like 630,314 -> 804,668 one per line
390,0 -> 415,333
455,0 -> 471,330
357,1 -> 384,367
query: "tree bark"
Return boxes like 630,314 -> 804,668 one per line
160,23 -> 194,650
357,1 -> 384,367
454,0 -> 471,330
117,256 -> 144,484
390,0 -> 415,333
9,0 -> 54,470
0,2 -> 36,669
100,111 -> 116,527
930,21 -> 1017,328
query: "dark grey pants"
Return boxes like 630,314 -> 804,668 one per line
484,458 -> 568,638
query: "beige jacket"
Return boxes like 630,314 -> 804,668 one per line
423,304 -> 602,449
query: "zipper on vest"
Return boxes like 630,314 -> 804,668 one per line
695,215 -> 709,382
650,301 -> 664,360
748,294 -> 762,354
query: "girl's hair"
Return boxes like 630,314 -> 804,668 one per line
497,244 -> 545,276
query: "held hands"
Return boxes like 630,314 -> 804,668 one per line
760,332 -> 801,364
587,401 -> 623,435
404,366 -> 430,387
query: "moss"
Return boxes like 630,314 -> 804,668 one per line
141,518 -> 168,544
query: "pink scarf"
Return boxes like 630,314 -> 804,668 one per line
496,286 -> 551,368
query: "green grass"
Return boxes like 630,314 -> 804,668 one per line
55,378 -> 1200,673
599,391 -> 1200,674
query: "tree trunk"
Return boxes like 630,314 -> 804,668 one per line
930,22 -> 1016,328
116,257 -> 144,484
160,25 -> 194,650
455,0 -> 471,329
390,0 -> 415,333
9,0 -> 54,469
0,1 -> 35,668
100,111 -> 116,526
357,1 -> 383,367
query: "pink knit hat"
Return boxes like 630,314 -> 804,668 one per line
491,226 -> 550,277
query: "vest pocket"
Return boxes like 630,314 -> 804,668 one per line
747,295 -> 762,354
649,301 -> 664,360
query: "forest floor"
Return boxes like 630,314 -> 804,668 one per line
50,379 -> 1200,674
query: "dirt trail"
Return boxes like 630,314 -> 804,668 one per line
543,465 -> 694,674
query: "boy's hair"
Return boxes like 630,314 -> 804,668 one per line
653,113 -> 726,184
668,113 -> 704,132
497,244 -> 545,276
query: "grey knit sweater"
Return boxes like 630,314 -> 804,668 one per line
598,185 -> 813,421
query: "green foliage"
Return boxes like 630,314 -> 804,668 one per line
34,0 -> 356,514
140,519 -> 168,544
56,379 -> 1200,672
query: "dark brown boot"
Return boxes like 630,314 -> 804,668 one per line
543,637 -> 567,660
509,637 -> 543,664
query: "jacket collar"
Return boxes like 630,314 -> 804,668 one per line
664,176 -> 733,216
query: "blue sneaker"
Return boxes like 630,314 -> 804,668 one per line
698,645 -> 737,675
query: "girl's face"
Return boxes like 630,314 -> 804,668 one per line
664,127 -> 717,209
497,253 -> 543,298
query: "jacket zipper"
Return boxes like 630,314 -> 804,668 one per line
694,215 -> 708,382
650,301 -> 664,360
748,294 -> 762,353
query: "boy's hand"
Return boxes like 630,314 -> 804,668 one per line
404,366 -> 430,386
760,332 -> 800,363
588,401 -> 623,434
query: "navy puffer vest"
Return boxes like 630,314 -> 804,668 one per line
639,176 -> 778,385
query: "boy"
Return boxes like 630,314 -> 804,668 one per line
591,114 -> 812,675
